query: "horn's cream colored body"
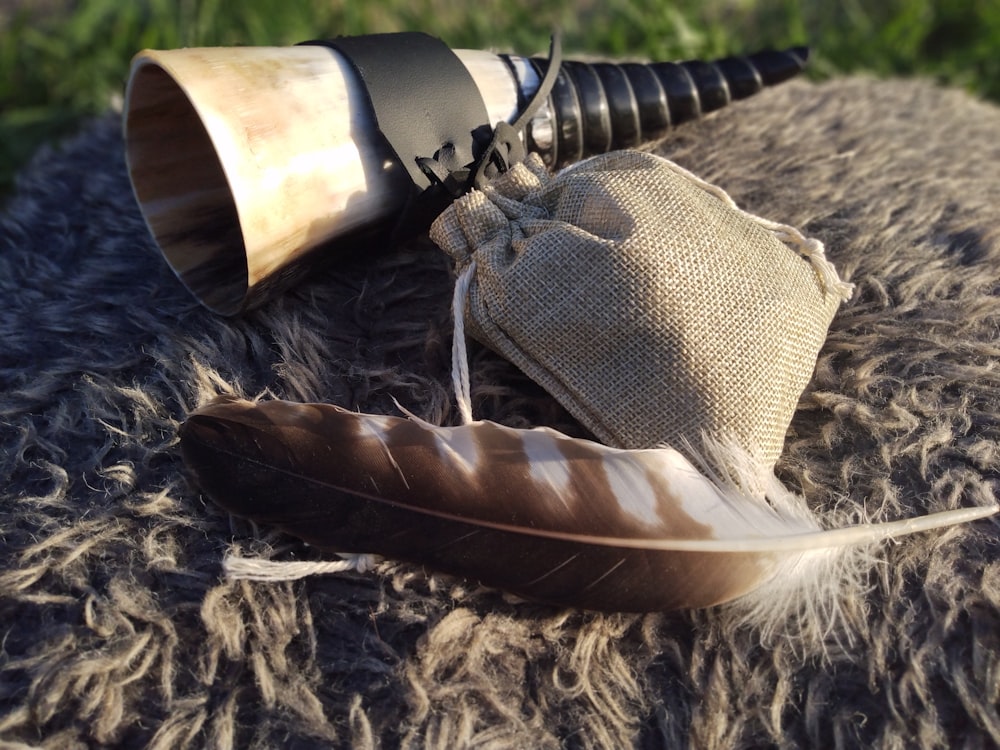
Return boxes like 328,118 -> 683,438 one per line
124,46 -> 536,313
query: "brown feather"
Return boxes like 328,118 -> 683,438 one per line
179,396 -> 998,613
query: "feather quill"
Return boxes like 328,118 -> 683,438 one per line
179,396 -> 998,613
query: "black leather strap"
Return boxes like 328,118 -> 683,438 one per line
302,33 -> 492,236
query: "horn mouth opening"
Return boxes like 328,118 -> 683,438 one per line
124,58 -> 249,315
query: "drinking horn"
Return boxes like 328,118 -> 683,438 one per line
124,33 -> 808,314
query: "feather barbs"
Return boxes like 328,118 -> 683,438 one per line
179,397 -> 998,614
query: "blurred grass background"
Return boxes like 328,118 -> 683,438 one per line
1,0 -> 998,198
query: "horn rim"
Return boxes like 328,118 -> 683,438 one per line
124,56 -> 250,315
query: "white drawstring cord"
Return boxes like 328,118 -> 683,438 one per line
223,552 -> 379,582
451,260 -> 478,425
660,158 -> 854,302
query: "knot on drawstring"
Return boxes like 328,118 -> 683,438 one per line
774,232 -> 855,301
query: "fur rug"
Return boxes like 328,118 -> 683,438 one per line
2,76 -> 999,748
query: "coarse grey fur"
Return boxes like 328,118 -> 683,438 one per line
2,76 -> 999,748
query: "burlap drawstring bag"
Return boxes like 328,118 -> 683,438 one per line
430,150 -> 853,470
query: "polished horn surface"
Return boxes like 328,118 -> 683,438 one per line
519,47 -> 808,167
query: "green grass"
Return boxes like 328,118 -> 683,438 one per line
2,0 -> 998,197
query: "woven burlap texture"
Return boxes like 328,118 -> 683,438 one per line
431,150 -> 846,467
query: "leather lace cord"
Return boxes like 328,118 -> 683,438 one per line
418,33 -> 564,196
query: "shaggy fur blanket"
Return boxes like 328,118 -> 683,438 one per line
2,76 -> 999,748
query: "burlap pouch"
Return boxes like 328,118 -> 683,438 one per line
430,150 -> 853,468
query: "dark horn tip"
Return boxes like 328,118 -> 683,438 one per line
746,46 -> 811,87
788,46 -> 810,67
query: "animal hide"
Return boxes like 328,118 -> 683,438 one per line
180,396 -> 997,614
7,76 -> 1000,748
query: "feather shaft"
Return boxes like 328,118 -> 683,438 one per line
180,397 -> 998,613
